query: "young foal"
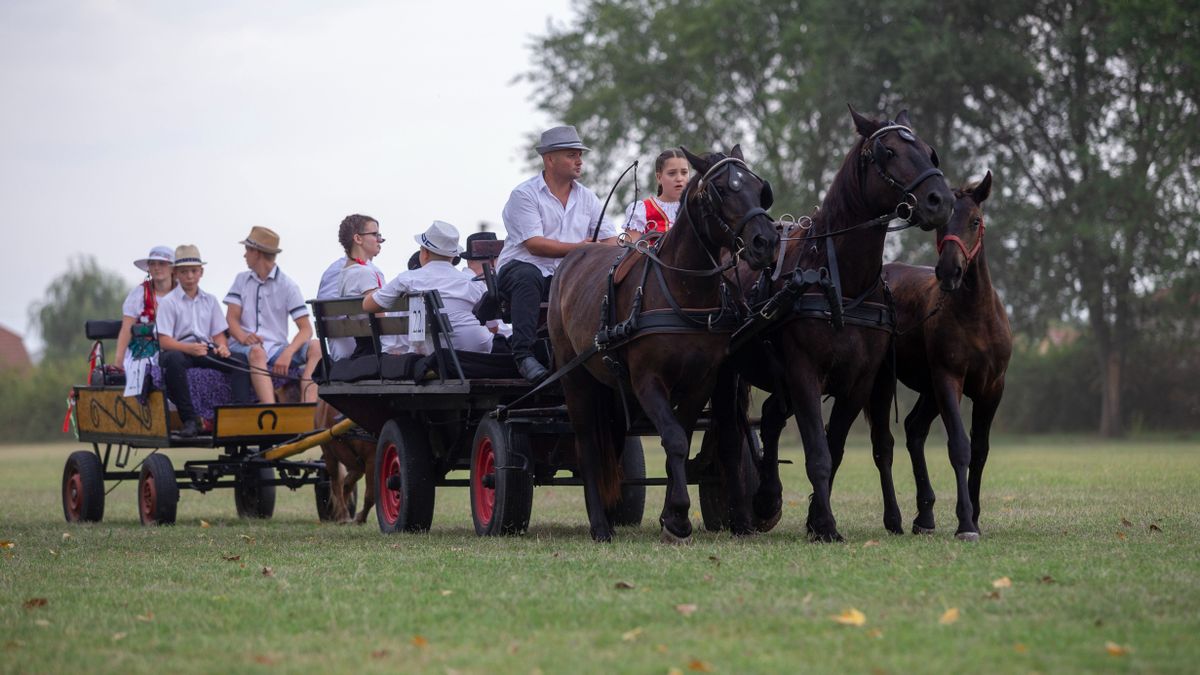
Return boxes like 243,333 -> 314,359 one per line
866,172 -> 1012,539
725,108 -> 953,542
549,146 -> 779,543
314,399 -> 376,524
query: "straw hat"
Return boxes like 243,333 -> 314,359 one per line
173,244 -> 206,267
133,245 -> 174,272
239,226 -> 282,254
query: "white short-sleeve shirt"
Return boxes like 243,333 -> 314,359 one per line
373,261 -> 492,354
318,258 -> 387,361
224,265 -> 309,355
317,257 -> 384,299
495,173 -> 617,277
156,286 -> 227,344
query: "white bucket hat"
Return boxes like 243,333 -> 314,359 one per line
413,220 -> 463,257
134,245 -> 175,272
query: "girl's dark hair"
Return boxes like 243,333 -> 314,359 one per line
654,148 -> 687,196
338,214 -> 378,255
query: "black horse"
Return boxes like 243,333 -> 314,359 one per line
720,107 -> 953,541
549,145 -> 779,543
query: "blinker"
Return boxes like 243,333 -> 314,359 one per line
729,170 -> 743,192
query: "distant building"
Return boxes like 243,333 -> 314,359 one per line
0,324 -> 33,373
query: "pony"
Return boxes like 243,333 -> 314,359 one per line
314,399 -> 376,524
549,145 -> 780,543
721,107 -> 954,541
865,171 -> 1012,539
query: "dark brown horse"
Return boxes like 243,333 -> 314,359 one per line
549,145 -> 779,543
864,171 -> 1012,539
723,108 -> 953,541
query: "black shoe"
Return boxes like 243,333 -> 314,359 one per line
516,356 -> 549,383
178,418 -> 201,438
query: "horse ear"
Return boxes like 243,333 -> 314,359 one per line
680,146 -> 710,174
973,170 -> 993,204
729,144 -> 745,161
895,109 -> 913,128
848,104 -> 882,138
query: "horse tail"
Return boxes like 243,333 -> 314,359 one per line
595,390 -> 624,508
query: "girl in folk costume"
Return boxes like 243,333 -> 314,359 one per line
114,246 -> 177,395
623,148 -> 690,241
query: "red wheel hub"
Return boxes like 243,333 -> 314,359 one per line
64,470 -> 83,521
140,471 -> 157,523
473,437 -> 496,526
379,442 -> 402,524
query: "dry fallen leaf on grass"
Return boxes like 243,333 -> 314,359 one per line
992,576 -> 1012,589
1149,523 -> 1162,532
622,627 -> 643,642
439,590 -> 453,596
1014,643 -> 1028,654
867,629 -> 884,639
112,633 -> 126,641
200,520 -> 211,528
1116,531 -> 1127,541
687,659 -> 714,672
22,598 -> 47,610
939,608 -> 960,625
1040,575 -> 1055,584
985,591 -> 1002,600
222,555 -> 241,562
708,555 -> 721,566
615,581 -> 636,590
61,533 -> 71,542
253,655 -> 277,665
668,668 -> 684,675
136,612 -> 154,622
412,635 -> 429,648
0,540 -> 14,549
238,534 -> 255,544
862,540 -> 880,548
1105,641 -> 1131,656
261,566 -> 274,577
34,619 -> 50,627
370,649 -> 390,659
48,549 -> 59,558
831,608 -> 866,626
675,604 -> 699,617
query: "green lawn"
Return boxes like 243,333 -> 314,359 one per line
2,436 -> 1197,673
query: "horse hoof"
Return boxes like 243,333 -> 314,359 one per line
755,509 -> 783,533
660,526 -> 693,546
885,524 -> 905,536
912,524 -> 936,535
807,529 -> 844,543
955,531 -> 980,542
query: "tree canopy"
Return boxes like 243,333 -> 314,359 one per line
29,256 -> 127,363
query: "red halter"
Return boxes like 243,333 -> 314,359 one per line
936,216 -> 985,265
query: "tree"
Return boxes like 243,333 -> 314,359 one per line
29,256 -> 128,362
526,0 -> 1200,435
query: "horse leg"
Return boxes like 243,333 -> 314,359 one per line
905,393 -> 940,534
787,373 -> 841,542
711,367 -> 754,536
751,393 -> 787,531
635,379 -> 705,543
355,440 -> 376,525
931,375 -> 977,540
867,370 -> 903,535
968,386 -> 1003,533
825,397 -> 863,497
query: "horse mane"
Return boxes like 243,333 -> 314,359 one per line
811,137 -> 870,234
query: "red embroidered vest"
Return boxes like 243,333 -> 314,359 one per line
644,199 -> 671,234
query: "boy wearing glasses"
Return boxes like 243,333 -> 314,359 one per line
316,214 -> 388,360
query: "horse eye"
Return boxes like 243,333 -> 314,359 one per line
930,149 -> 940,167
885,146 -> 896,159
972,217 -> 982,228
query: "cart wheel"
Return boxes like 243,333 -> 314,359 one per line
315,479 -> 358,522
62,450 -> 105,523
607,437 -> 646,527
234,466 -> 277,519
138,454 -> 178,526
375,417 -> 435,533
698,432 -> 760,532
470,417 -> 533,536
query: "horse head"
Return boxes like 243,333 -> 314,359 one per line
849,106 -> 953,231
936,170 -> 992,292
679,145 -> 780,270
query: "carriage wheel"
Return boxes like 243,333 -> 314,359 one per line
607,437 -> 646,527
138,454 -> 178,526
62,450 -> 105,523
375,417 -> 435,533
315,479 -> 358,522
470,417 -> 533,536
234,466 -> 277,519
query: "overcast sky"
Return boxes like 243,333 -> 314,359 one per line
0,0 -> 575,354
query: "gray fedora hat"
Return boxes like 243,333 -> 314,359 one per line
535,125 -> 590,155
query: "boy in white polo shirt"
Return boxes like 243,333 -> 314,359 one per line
363,220 -> 493,355
156,245 -> 254,438
225,226 -> 322,403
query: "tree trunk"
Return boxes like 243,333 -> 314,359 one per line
1098,348 -> 1124,437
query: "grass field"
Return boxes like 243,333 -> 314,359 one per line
2,435 -> 1198,673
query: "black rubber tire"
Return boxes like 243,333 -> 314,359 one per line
62,450 -> 105,523
315,478 -> 358,522
375,417 -> 436,533
608,437 -> 646,527
234,465 -> 277,519
470,417 -> 533,536
138,453 -> 178,526
698,431 -> 761,532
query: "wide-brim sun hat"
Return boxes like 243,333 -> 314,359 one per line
134,245 -> 175,272
535,125 -> 590,155
239,225 -> 282,254
413,220 -> 463,257
173,244 -> 206,267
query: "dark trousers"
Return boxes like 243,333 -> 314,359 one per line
160,349 -> 253,422
496,261 -> 551,361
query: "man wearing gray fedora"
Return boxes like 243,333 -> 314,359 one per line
495,125 -> 618,382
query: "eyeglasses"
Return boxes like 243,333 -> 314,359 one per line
359,231 -> 386,242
